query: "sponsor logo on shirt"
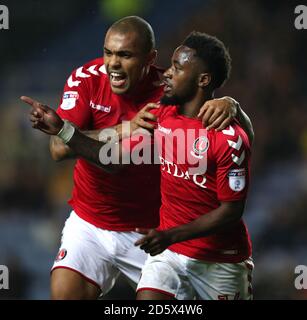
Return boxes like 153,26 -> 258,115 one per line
90,101 -> 111,113
160,156 -> 207,189
60,91 -> 79,110
228,168 -> 246,191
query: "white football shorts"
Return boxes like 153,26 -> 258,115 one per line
51,211 -> 147,295
137,249 -> 254,300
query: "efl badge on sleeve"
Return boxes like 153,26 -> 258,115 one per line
60,91 -> 79,110
228,168 -> 246,191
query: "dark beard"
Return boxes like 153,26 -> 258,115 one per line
160,94 -> 182,106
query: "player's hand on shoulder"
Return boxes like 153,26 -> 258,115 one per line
198,96 -> 238,131
20,96 -> 64,135
130,103 -> 159,133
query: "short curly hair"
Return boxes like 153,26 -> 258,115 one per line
183,31 -> 232,89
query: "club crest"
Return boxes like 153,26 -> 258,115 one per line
191,136 -> 209,159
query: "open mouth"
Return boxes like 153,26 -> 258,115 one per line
162,79 -> 172,92
163,82 -> 172,93
109,72 -> 127,88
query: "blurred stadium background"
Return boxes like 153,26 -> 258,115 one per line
0,0 -> 306,299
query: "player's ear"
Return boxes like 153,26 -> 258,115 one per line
199,73 -> 211,88
147,49 -> 157,65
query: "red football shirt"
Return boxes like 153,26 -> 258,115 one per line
125,105 -> 252,262
56,57 -> 164,230
155,106 -> 252,262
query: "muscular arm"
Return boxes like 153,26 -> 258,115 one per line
50,123 -> 126,161
49,103 -> 157,161
21,95 -> 155,165
135,201 -> 245,255
65,129 -> 123,173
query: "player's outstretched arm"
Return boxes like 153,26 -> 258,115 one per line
50,124 -> 130,162
21,96 -> 126,172
49,103 -> 159,162
21,96 -> 123,163
22,96 -> 157,172
198,96 -> 254,144
49,129 -> 109,162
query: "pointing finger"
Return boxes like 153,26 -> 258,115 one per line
20,96 -> 49,112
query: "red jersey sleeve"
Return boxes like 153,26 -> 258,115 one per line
56,67 -> 92,129
213,124 -> 251,202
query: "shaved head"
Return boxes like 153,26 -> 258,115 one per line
103,16 -> 157,95
108,16 -> 155,53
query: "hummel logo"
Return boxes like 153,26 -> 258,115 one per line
90,101 -> 111,113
